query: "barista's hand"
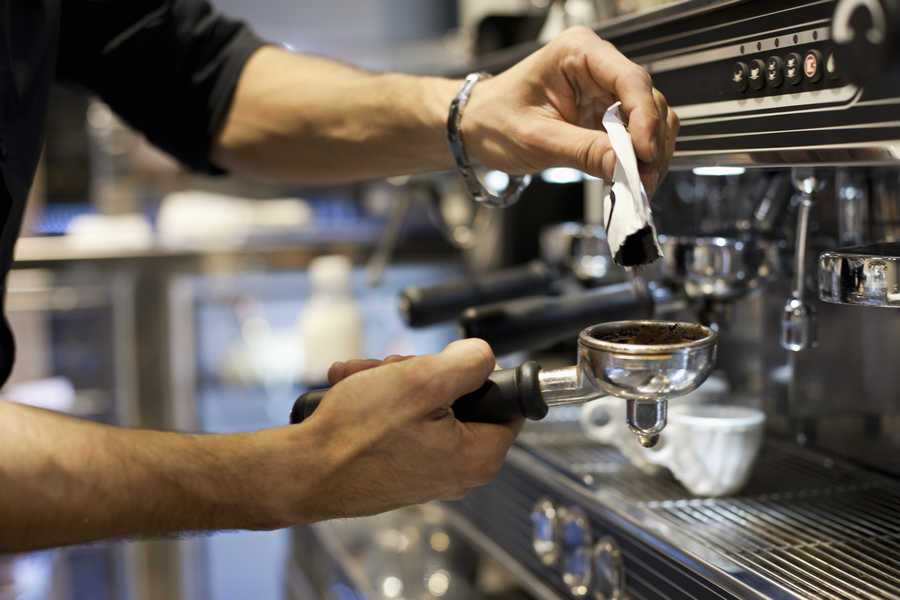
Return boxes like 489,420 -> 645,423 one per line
463,26 -> 678,194
261,339 -> 522,525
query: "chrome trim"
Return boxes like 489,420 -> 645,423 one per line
443,508 -> 565,600
676,84 -> 860,123
645,25 -> 830,74
819,243 -> 900,308
670,143 -> 900,169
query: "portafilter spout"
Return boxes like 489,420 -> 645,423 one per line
288,320 -> 717,447
577,321 -> 718,446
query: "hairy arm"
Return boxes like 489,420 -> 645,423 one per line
0,340 -> 515,552
213,28 -> 678,189
211,48 -> 458,184
0,400 -> 303,552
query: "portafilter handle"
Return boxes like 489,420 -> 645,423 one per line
290,361 -> 548,425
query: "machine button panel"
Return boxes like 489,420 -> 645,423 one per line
804,49 -> 824,82
766,55 -> 784,88
785,52 -> 804,85
731,61 -> 749,92
748,59 -> 766,90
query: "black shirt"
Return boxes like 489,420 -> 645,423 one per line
0,0 -> 265,383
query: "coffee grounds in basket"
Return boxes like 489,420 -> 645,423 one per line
598,324 -> 705,345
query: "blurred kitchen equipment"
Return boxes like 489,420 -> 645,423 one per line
290,320 -> 717,448
298,255 -> 364,384
819,242 -> 900,307
643,404 -> 766,496
781,168 -> 820,351
423,1 -> 900,598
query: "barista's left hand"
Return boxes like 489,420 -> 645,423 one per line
463,26 -> 678,194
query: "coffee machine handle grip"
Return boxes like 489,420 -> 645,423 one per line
289,361 -> 547,425
399,262 -> 554,328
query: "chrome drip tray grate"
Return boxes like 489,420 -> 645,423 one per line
520,431 -> 900,599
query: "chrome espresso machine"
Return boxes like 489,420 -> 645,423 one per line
289,1 -> 900,599
391,1 -> 900,599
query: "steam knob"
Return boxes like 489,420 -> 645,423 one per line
832,0 -> 900,84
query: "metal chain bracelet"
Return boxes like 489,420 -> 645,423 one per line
447,72 -> 532,209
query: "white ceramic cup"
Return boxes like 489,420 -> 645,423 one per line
580,375 -> 728,475
643,404 -> 765,497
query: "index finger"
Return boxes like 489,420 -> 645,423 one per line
579,35 -> 660,164
392,338 -> 496,414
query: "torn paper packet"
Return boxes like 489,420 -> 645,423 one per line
601,101 -> 663,267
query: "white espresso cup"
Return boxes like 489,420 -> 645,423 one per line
643,404 -> 765,497
580,375 -> 728,475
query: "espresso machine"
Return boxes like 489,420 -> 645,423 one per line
370,1 -> 900,598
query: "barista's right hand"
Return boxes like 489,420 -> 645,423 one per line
255,339 -> 522,527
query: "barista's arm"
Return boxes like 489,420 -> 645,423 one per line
212,27 -> 679,191
0,340 -> 515,552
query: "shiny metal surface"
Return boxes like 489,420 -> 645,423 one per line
781,170 -> 819,352
534,321 -> 717,445
454,427 -> 900,599
538,366 -> 604,408
531,498 -> 561,567
540,222 -> 614,283
577,321 -> 718,401
558,506 -> 593,597
659,235 -> 778,301
591,537 -> 625,600
819,242 -> 900,308
579,321 -> 718,446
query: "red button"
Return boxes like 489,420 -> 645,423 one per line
804,50 -> 823,82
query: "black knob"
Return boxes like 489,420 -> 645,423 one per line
766,55 -> 784,88
784,52 -> 804,85
832,0 -> 900,84
748,59 -> 767,90
731,61 -> 749,92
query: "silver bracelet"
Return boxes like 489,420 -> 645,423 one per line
447,72 -> 531,208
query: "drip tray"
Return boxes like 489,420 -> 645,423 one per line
519,429 -> 900,600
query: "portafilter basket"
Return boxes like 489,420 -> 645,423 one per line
289,320 -> 718,447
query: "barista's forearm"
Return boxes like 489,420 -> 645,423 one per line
212,46 -> 459,184
0,401 -> 292,552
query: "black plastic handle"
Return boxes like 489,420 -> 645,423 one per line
460,282 -> 653,356
399,262 -> 555,328
290,361 -> 546,425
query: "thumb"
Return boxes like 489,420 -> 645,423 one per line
393,338 -> 495,414
531,119 -> 617,180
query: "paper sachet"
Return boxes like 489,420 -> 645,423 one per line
601,102 -> 662,267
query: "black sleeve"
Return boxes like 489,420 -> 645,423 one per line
56,0 -> 267,174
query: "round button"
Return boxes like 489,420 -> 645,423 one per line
731,61 -> 749,92
748,59 -> 766,90
826,50 -> 839,79
804,49 -> 824,82
592,537 -> 625,600
559,506 -> 592,597
766,55 -> 784,88
531,498 -> 560,567
784,52 -> 804,85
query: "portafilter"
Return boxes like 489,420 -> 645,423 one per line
289,320 -> 718,447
